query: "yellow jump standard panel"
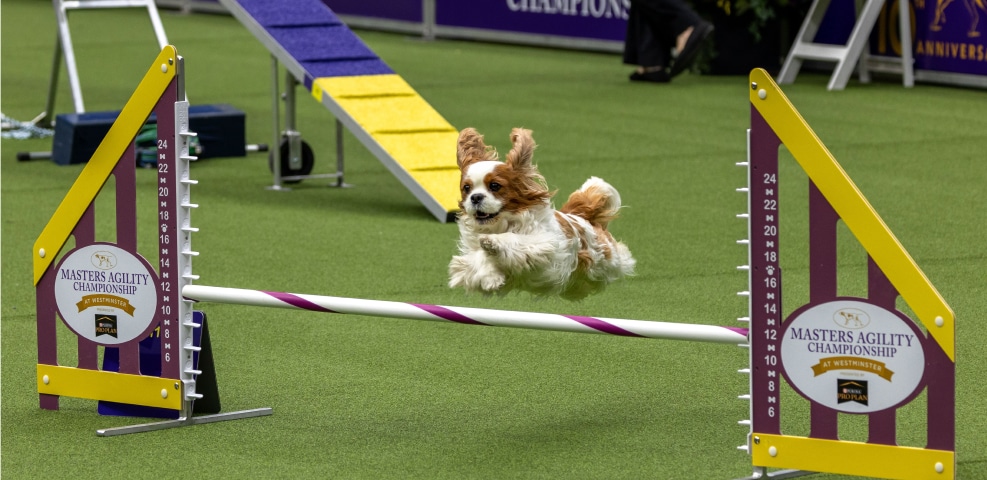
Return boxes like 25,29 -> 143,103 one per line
38,364 -> 183,410
748,68 -> 954,361
752,434 -> 954,480
33,46 -> 179,285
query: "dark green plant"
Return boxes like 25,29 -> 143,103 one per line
710,0 -> 791,40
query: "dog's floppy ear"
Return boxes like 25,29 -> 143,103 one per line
457,128 -> 495,169
506,128 -> 536,171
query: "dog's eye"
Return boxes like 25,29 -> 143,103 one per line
463,184 -> 471,194
489,182 -> 501,192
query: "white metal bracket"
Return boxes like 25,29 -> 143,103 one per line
37,0 -> 170,126
778,0 -> 914,90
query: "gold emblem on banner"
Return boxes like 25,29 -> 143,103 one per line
76,294 -> 137,316
811,356 -> 895,381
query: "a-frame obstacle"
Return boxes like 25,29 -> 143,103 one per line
216,0 -> 462,222
32,46 -> 956,479
33,46 -> 271,436
741,69 -> 955,479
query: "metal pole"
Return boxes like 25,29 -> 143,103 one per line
422,0 -> 436,41
335,119 -> 345,187
37,31 -> 65,127
268,55 -> 285,190
898,0 -> 914,87
284,69 -> 303,173
145,0 -> 171,49
53,0 -> 85,113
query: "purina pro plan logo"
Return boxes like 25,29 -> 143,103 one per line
53,244 -> 159,346
780,300 -> 926,413
838,379 -> 868,406
94,314 -> 118,338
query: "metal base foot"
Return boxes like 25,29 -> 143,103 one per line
736,468 -> 815,480
96,407 -> 273,437
268,174 -> 351,189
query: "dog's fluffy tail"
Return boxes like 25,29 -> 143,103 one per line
560,177 -> 622,229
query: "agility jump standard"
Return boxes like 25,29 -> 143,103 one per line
33,46 -> 272,436
33,46 -> 955,479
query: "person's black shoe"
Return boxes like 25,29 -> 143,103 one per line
668,21 -> 714,78
629,69 -> 670,83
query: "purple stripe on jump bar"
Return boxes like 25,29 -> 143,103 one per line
563,315 -> 645,337
263,291 -> 337,313
726,326 -> 750,337
412,304 -> 489,326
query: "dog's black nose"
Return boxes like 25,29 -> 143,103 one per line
470,193 -> 485,205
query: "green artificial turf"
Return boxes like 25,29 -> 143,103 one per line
2,0 -> 986,478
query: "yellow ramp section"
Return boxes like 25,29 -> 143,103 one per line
312,75 -> 461,218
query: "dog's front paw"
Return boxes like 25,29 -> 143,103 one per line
479,271 -> 506,292
479,235 -> 499,255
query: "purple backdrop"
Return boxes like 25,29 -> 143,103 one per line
323,0 -> 422,22
434,0 -> 628,41
201,0 -> 984,79
908,0 -> 987,76
818,0 -> 987,77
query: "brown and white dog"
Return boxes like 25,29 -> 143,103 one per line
448,127 -> 635,300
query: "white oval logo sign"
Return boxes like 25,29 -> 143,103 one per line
781,300 -> 925,413
54,244 -> 159,345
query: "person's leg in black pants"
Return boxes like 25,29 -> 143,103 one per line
623,0 -> 713,82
